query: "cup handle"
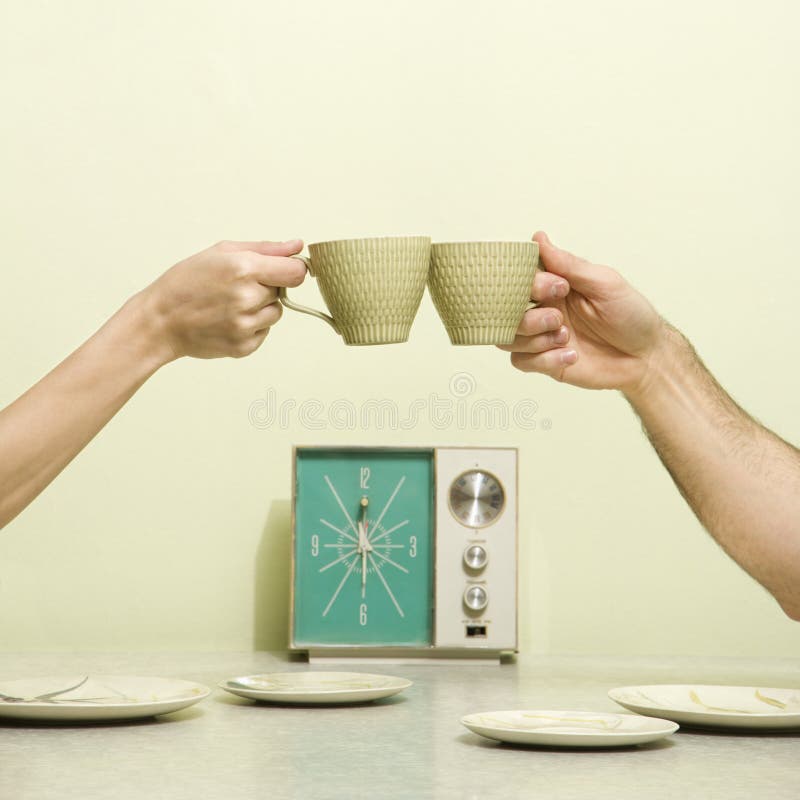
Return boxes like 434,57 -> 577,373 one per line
278,256 -> 340,334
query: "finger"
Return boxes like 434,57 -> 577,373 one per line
532,231 -> 608,296
497,326 -> 569,354
220,239 -> 304,256
249,255 -> 307,288
531,269 -> 569,302
514,306 -> 563,337
231,329 -> 270,359
238,284 -> 278,311
257,286 -> 279,307
510,347 -> 578,378
251,300 -> 283,332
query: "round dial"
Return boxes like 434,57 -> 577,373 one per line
463,585 -> 489,612
448,470 -> 506,528
464,545 -> 488,570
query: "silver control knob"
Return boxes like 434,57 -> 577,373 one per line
463,545 -> 488,571
448,470 -> 506,528
463,585 -> 489,612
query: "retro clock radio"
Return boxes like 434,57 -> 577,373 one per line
289,446 -> 518,661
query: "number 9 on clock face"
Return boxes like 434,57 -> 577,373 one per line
291,448 -> 434,647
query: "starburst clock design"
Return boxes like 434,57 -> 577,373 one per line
290,446 -> 519,659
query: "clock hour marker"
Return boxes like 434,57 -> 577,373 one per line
320,517 -> 357,544
318,547 -> 358,573
371,549 -> 409,574
365,476 -> 406,540
324,475 -> 360,538
322,555 -> 359,617
367,552 -> 404,617
369,518 -> 409,546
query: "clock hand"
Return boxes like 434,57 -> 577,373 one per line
359,497 -> 369,598
359,496 -> 369,530
358,520 -> 367,597
361,547 -> 367,597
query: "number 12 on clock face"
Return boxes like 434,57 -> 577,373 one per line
291,448 -> 434,647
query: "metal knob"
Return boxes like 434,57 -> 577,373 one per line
463,585 -> 489,612
463,545 -> 488,571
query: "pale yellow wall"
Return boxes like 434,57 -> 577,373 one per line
1,0 -> 798,655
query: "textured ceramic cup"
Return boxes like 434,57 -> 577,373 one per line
279,236 -> 431,345
428,241 -> 540,345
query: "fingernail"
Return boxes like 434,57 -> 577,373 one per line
561,349 -> 578,365
555,326 -> 569,344
544,313 -> 559,329
551,280 -> 569,298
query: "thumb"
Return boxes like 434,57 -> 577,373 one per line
532,231 -> 603,296
225,239 -> 304,256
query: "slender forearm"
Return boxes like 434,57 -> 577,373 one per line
625,326 -> 800,618
0,291 -> 171,528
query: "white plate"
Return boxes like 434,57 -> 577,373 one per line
609,684 -> 800,730
461,709 -> 678,747
0,675 -> 210,722
220,671 -> 412,704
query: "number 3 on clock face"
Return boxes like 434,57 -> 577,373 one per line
292,448 -> 434,647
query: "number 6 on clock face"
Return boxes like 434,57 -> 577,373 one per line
291,448 -> 434,647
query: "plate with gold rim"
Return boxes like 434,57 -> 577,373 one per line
609,685 -> 800,729
219,671 -> 412,704
0,675 -> 210,722
461,709 -> 678,747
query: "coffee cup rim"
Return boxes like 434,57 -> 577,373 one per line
308,235 -> 431,248
431,240 -> 538,247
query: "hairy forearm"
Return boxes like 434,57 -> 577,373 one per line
625,325 -> 800,619
0,291 -> 171,529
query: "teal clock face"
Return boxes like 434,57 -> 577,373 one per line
292,448 -> 434,647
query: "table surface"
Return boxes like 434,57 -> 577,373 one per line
1,652 -> 799,800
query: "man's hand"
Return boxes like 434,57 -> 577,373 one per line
500,231 -> 667,396
141,239 -> 307,362
501,231 -> 800,620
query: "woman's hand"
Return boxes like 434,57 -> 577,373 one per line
141,238 -> 307,362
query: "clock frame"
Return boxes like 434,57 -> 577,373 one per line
289,445 -> 518,661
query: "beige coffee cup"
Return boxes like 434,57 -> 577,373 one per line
279,236 -> 431,346
428,241 -> 540,345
